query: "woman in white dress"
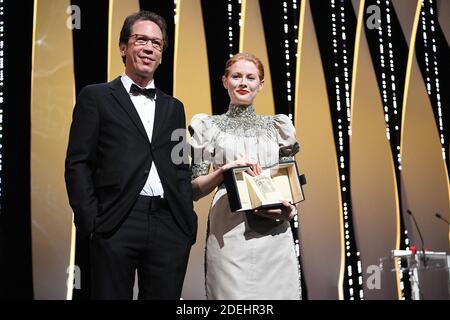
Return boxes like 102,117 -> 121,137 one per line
189,52 -> 302,300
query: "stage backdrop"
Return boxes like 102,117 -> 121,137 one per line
27,0 -> 449,299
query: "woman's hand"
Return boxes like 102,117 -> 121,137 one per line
220,156 -> 262,176
253,200 -> 297,221
192,157 -> 261,201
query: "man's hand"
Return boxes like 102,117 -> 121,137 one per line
253,200 -> 297,221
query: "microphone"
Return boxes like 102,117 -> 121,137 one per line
406,209 -> 427,267
435,213 -> 450,226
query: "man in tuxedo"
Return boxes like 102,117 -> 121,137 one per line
65,11 -> 197,299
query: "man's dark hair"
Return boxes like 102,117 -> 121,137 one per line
119,11 -> 168,64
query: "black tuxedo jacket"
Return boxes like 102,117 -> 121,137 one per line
65,77 -> 197,242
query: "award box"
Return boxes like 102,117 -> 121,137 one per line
223,160 -> 306,212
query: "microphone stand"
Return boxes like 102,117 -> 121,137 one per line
407,210 -> 427,268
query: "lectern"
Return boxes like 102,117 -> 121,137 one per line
380,250 -> 450,300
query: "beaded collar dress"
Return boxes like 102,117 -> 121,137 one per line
189,104 -> 301,300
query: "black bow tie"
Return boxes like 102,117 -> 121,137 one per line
130,84 -> 156,100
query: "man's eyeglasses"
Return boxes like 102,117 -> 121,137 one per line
130,34 -> 163,51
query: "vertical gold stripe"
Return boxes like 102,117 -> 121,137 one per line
173,0 -> 213,299
399,0 -> 423,301
294,0 -> 344,299
239,0 -> 274,115
108,0 -> 140,81
31,1 -> 38,92
401,0 -> 450,259
173,0 -> 211,122
351,0 -> 402,299
31,0 -> 76,299
400,0 -> 422,150
348,0 -> 369,300
66,3 -> 78,300
66,222 -> 76,300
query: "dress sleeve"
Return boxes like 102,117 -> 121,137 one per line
188,113 -> 214,179
273,114 -> 300,161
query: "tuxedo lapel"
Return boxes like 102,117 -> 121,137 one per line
109,77 -> 150,144
151,89 -> 169,144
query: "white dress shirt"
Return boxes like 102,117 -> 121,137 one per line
121,75 -> 164,197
